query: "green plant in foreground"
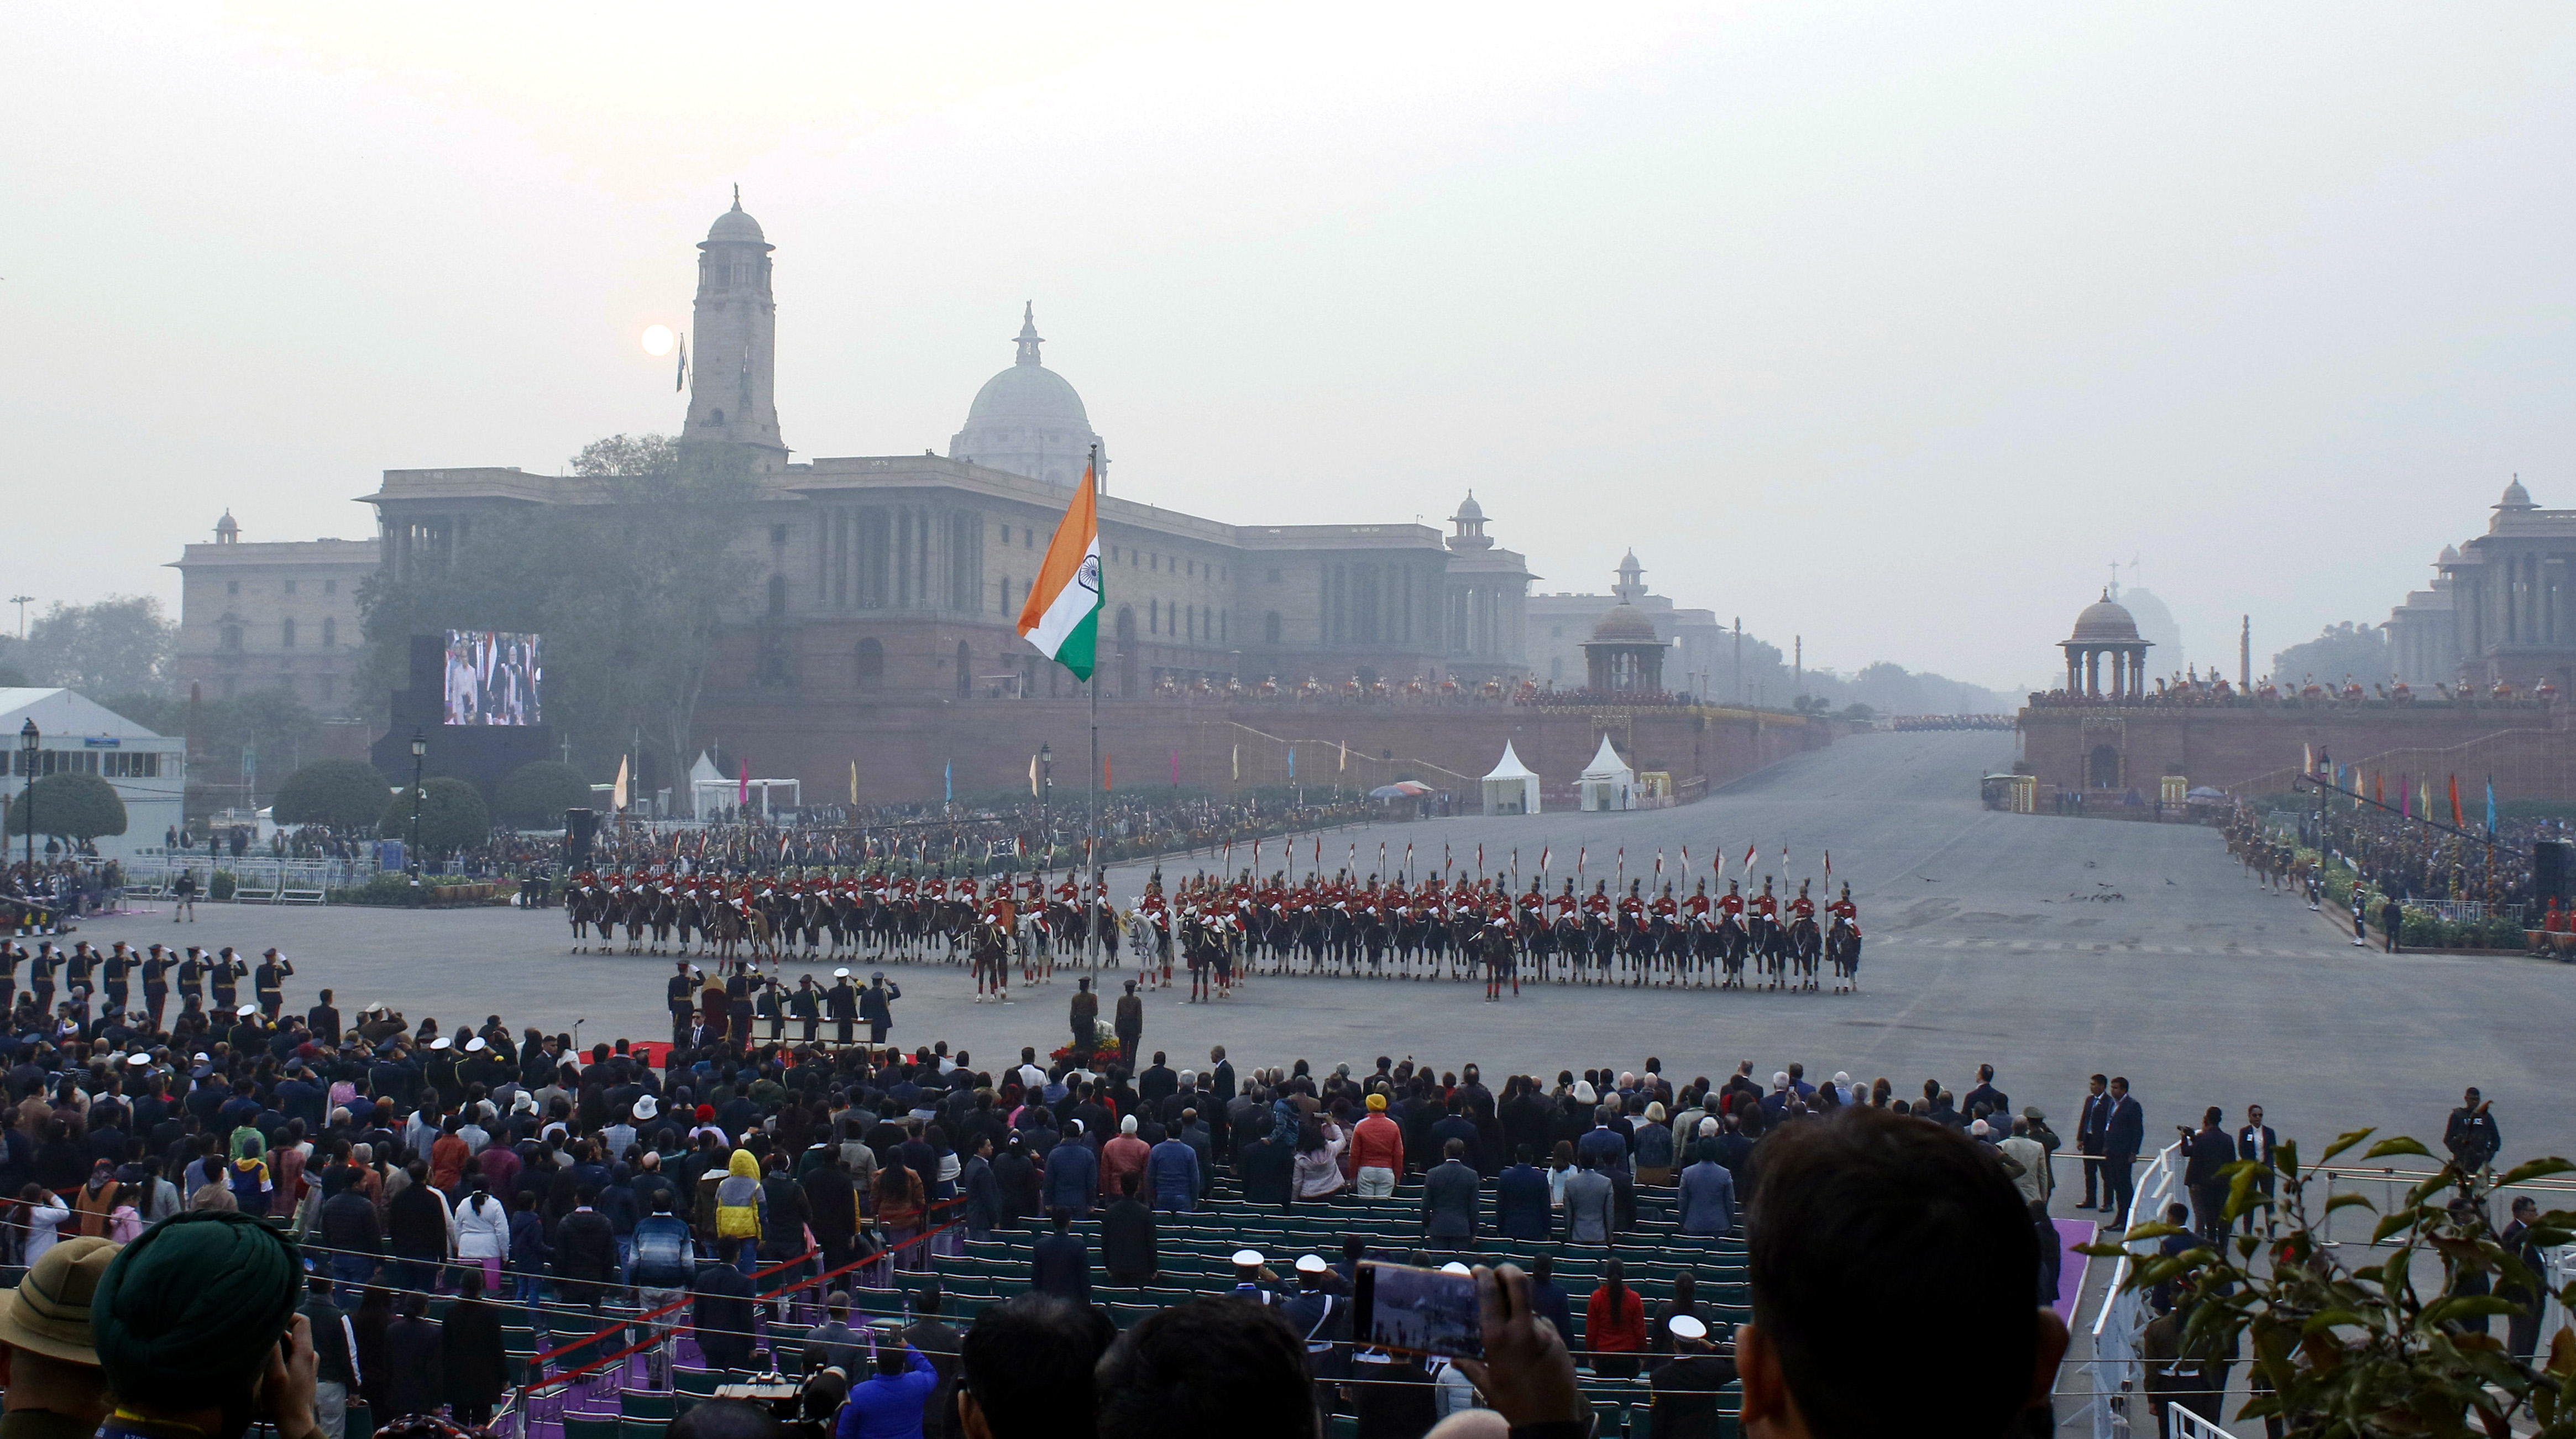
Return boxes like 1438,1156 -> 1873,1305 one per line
2083,1132 -> 2576,1436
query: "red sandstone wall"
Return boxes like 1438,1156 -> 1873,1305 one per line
693,692 -> 1827,807
2017,703 -> 2576,799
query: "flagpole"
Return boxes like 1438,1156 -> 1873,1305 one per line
1087,442 -> 1103,972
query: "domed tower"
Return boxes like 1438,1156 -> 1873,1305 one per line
680,188 -> 787,471
1582,556 -> 1667,694
1612,550 -> 1645,604
1447,492 -> 1493,551
213,510 -> 239,544
2059,590 -> 2151,699
948,303 -> 1106,486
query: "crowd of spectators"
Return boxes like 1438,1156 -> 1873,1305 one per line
0,956 -> 2141,1439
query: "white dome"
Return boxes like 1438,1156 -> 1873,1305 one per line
949,302 -> 1106,486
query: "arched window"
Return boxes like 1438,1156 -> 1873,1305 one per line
955,641 -> 971,697
1264,611 -> 1281,646
2088,745 -> 2121,790
280,618 -> 296,648
767,574 -> 787,616
221,622 -> 243,652
854,638 -> 884,692
709,407 -> 726,427
321,616 -> 336,648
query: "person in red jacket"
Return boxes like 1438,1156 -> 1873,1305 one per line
1585,1255 -> 1648,1378
1351,1092 -> 1407,1197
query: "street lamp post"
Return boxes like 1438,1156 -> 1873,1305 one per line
17,721 -> 37,904
409,730 -> 426,906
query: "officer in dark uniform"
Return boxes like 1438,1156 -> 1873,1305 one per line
861,971 -> 900,1048
725,962 -> 755,1046
208,948 -> 247,1012
756,977 -> 785,1043
176,946 -> 206,1013
141,944 -> 171,1030
826,968 -> 858,1045
791,976 -> 821,1044
666,961 -> 696,1049
0,941 -> 21,1018
254,949 -> 294,1020
27,943 -> 57,1018
64,944 -> 95,1002
101,943 -> 133,1025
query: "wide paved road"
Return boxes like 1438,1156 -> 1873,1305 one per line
98,729 -> 2576,1162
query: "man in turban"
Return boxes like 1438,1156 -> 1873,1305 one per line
90,1211 -> 321,1439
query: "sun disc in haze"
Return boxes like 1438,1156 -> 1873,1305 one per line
641,324 -> 674,357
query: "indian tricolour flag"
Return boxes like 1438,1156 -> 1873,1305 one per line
1016,460 -> 1103,679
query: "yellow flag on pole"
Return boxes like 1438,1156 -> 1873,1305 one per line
612,756 -> 630,811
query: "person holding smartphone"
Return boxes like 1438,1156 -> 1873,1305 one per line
89,1210 -> 324,1439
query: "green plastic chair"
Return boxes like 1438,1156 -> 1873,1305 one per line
674,1368 -> 726,1397
620,1391 -> 677,1420
564,1417 -> 622,1439
620,1421 -> 670,1439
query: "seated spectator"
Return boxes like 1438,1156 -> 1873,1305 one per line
1096,1297 -> 1320,1439
955,1294 -> 1115,1439
836,1325 -> 936,1439
0,1236 -> 121,1434
90,1212 -> 317,1439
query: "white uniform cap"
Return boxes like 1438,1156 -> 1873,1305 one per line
124,1053 -> 151,1067
237,1003 -> 258,1017
1295,1254 -> 1328,1274
1232,1249 -> 1265,1267
430,1037 -> 453,1050
466,1037 -> 488,1053
834,967 -> 850,978
1668,1315 -> 1708,1341
1440,1262 -> 1472,1275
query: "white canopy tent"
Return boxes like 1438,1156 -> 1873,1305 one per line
686,750 -> 802,818
1578,734 -> 1635,812
1480,741 -> 1541,815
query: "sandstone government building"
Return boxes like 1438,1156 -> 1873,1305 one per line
174,197 -> 1803,808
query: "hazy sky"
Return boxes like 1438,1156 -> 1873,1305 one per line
6,3 -> 2571,689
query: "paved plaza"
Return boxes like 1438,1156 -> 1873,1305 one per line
93,729 -> 2576,1163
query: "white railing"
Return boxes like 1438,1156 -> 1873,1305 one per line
125,857 -> 373,900
2059,1140 -> 2181,1439
2172,1409 -> 2240,1439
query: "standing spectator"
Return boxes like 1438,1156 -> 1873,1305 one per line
1350,1094 -> 1405,1197
1114,982 -> 1144,1067
1145,1126 -> 1200,1214
1030,1211 -> 1090,1304
838,1329 -> 938,1439
692,1238 -> 757,1373
2235,1105 -> 2279,1234
1648,1272 -> 1704,1364
1067,979 -> 1097,1067
954,1294 -> 1115,1439
1101,1117 -> 1151,1201
383,1291 -> 444,1421
1997,1118 -> 2050,1207
804,1293 -> 866,1377
1041,1126 -> 1097,1217
1677,1139 -> 1736,1238
452,1178 -> 509,1296
1584,1257 -> 1647,1378
2101,1077 -> 2144,1225
1238,1119 -> 1295,1211
299,1274 -> 357,1439
1292,1117 -> 1347,1202
2500,1196 -> 2547,1362
2382,895 -> 2405,954
1496,1145 -> 1553,1241
1562,1153 -> 1616,1244
1102,1174 -> 1158,1285
2181,1108 -> 2234,1246
2445,1089 -> 2501,1174
441,1269 -> 509,1428
1422,1140 -> 1480,1249
553,1187 -> 619,1312
2075,1075 -> 2112,1211
386,1160 -> 451,1293
351,1286 -> 395,1421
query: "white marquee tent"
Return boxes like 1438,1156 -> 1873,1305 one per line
1578,734 -> 1635,812
1480,741 -> 1541,815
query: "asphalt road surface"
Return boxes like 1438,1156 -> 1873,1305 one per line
96,729 -> 2576,1166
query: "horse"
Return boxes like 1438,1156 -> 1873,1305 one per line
1788,914 -> 1822,991
971,922 -> 1012,1004
1826,916 -> 1862,993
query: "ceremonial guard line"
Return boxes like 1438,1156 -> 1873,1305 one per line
557,841 -> 1863,1002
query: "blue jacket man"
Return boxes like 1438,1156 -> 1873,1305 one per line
836,1343 -> 937,1439
1145,1135 -> 1201,1213
1043,1132 -> 1099,1215
1678,1144 -> 1737,1237
1422,1145 -> 1480,1242
1495,1155 -> 1553,1241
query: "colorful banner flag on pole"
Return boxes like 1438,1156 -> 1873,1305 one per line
2449,774 -> 2463,830
1014,459 -> 1102,679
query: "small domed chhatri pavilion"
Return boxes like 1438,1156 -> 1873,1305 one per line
2060,590 -> 2152,699
1580,553 -> 1668,693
